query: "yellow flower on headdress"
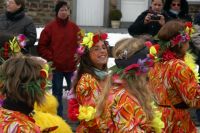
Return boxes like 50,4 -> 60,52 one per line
43,63 -> 50,72
78,105 -> 96,122
185,22 -> 195,36
149,45 -> 159,60
185,26 -> 195,36
81,32 -> 94,49
9,37 -> 21,53
150,46 -> 157,56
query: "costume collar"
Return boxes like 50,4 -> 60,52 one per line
93,67 -> 108,80
2,97 -> 33,115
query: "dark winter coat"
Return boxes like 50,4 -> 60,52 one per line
128,10 -> 170,37
0,9 -> 37,53
166,10 -> 192,22
37,18 -> 80,72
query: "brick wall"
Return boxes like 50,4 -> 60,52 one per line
0,0 -> 72,27
189,4 -> 200,19
0,1 -> 199,27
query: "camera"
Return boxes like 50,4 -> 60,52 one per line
151,14 -> 161,20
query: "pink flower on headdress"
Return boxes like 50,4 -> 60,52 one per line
17,34 -> 27,47
124,64 -> 139,74
170,33 -> 190,47
77,46 -> 85,56
145,41 -> 153,47
112,74 -> 124,84
171,34 -> 182,46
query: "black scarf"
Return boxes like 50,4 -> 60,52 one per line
6,8 -> 25,21
2,98 -> 33,115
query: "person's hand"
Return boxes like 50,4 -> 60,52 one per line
158,14 -> 165,26
144,13 -> 152,24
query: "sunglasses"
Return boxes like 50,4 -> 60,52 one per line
172,3 -> 180,7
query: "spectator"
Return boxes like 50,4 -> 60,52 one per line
194,12 -> 200,25
37,0 -> 81,117
163,0 -> 192,22
0,0 -> 37,54
148,20 -> 200,132
128,0 -> 169,37
0,55 -> 48,132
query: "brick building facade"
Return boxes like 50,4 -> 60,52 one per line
0,0 -> 199,27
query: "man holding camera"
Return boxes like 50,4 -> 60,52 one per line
128,0 -> 169,37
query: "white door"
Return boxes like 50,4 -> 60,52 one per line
76,0 -> 104,26
121,0 -> 149,22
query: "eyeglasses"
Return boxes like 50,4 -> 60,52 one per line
172,3 -> 180,7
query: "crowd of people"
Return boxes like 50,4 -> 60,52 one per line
0,0 -> 200,132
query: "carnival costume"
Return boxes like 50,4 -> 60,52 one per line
68,33 -> 164,132
0,56 -> 50,132
148,22 -> 200,133
33,92 -> 73,133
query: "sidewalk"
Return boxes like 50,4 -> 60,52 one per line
80,26 -> 128,34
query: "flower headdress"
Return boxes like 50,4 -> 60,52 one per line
77,32 -> 108,56
0,57 -> 53,98
157,22 -> 194,49
154,22 -> 195,61
0,34 -> 28,60
111,46 -> 154,83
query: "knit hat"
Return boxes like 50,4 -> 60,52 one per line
55,1 -> 69,16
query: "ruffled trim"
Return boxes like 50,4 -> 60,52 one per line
150,102 -> 165,133
184,52 -> 200,82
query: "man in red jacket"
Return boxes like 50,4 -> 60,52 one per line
37,1 -> 81,117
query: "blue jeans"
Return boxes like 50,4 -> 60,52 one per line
52,71 -> 73,117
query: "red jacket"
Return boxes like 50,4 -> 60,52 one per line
37,18 -> 80,72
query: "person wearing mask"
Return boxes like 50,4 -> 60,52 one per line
37,1 -> 81,117
128,0 -> 169,37
163,0 -> 192,22
0,0 -> 37,54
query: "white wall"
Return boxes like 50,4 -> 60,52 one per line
121,0 -> 149,22
76,0 -> 104,26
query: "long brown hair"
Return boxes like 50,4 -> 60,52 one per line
0,55 -> 45,107
72,34 -> 109,94
97,38 -> 154,121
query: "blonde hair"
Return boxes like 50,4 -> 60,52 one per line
97,38 -> 154,121
0,55 -> 45,107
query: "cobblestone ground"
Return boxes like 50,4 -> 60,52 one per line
62,95 -> 78,132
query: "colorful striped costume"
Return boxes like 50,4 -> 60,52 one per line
76,73 -> 154,132
149,58 -> 200,133
0,108 -> 40,133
